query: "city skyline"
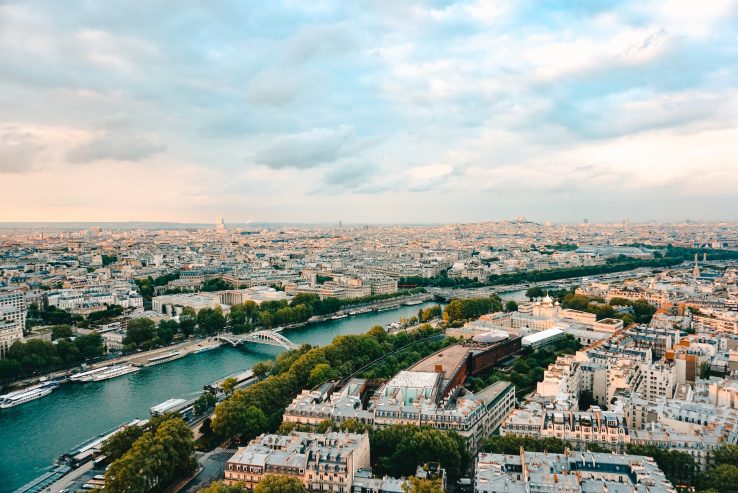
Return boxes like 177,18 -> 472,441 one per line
2,1 -> 738,223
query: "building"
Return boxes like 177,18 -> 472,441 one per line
541,407 -> 630,452
219,286 -> 291,306
0,289 -> 26,358
151,292 -> 227,317
224,431 -> 370,491
215,217 -> 227,234
693,313 -> 738,335
521,327 -> 565,349
475,450 -> 676,493
352,464 -> 446,493
284,373 -> 515,453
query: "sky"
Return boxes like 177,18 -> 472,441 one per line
1,0 -> 737,224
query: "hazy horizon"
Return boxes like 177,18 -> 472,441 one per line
1,1 -> 737,222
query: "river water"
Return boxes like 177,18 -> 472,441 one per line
0,302 -> 441,492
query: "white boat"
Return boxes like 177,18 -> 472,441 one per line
330,314 -> 348,320
403,299 -> 424,306
0,381 -> 59,409
90,364 -> 140,382
70,366 -> 111,382
146,350 -> 181,366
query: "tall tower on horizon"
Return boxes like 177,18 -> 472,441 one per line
215,217 -> 226,234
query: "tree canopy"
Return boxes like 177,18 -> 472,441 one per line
253,475 -> 307,493
104,416 -> 196,493
372,425 -> 469,479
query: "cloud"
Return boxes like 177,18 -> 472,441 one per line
66,131 -> 164,163
0,126 -> 43,173
0,1 -> 737,222
286,23 -> 358,64
246,68 -> 305,106
253,125 -> 356,169
319,160 -> 380,189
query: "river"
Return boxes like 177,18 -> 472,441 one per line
0,302 -> 442,492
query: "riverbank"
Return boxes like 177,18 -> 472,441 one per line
4,293 -> 436,393
0,301 -> 443,493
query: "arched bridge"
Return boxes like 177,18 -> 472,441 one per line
217,330 -> 298,350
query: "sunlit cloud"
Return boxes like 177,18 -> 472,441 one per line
0,0 -> 736,222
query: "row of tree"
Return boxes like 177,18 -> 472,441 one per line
409,247 -> 738,290
0,330 -> 105,381
561,293 -> 657,324
26,303 -> 83,329
103,415 -> 197,493
225,289 -> 426,333
443,295 -> 503,324
198,476 -> 307,493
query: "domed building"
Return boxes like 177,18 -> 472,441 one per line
532,292 -> 560,319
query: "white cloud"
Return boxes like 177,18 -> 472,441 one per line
66,131 -> 165,163
0,0 -> 736,222
0,126 -> 43,173
253,125 -> 356,169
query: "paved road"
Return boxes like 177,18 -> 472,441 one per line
180,448 -> 235,493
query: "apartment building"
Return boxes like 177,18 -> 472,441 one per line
0,289 -> 26,358
541,408 -> 630,451
693,313 -> 738,335
475,450 -> 676,493
284,374 -> 516,453
224,431 -> 370,492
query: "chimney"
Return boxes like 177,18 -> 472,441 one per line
435,364 -> 443,373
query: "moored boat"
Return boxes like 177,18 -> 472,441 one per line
0,381 -> 60,409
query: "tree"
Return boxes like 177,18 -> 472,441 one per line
197,308 -> 226,336
700,464 -> 738,493
105,417 -> 196,493
211,402 -> 268,441
443,296 -> 502,323
253,475 -> 307,493
714,445 -> 738,466
197,481 -> 246,493
198,482 -> 244,493
101,425 -> 145,462
483,435 -> 570,454
221,377 -> 238,395
307,363 -> 336,388
504,300 -> 519,312
252,361 -> 273,379
625,445 -> 697,487
124,318 -> 156,347
194,393 -> 216,415
403,477 -> 444,493
179,307 -> 197,337
372,425 -> 469,479
525,287 -> 545,300
50,325 -> 74,340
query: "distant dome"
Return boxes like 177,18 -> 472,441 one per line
542,294 -> 553,304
